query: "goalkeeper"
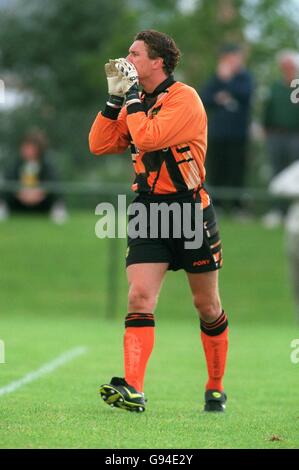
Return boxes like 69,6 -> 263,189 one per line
89,30 -> 229,413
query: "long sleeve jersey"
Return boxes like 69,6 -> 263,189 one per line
89,76 -> 208,195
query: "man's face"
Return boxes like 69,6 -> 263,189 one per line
20,142 -> 40,161
126,40 -> 160,82
224,52 -> 244,72
280,57 -> 297,81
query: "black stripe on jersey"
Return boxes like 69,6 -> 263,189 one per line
176,146 -> 191,153
177,158 -> 194,165
163,148 -> 189,192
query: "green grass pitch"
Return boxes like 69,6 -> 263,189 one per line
0,212 -> 298,449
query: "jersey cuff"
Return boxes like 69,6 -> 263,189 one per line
127,102 -> 145,115
102,105 -> 121,120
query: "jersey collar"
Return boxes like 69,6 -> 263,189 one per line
142,75 -> 176,99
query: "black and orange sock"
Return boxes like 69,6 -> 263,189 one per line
124,312 -> 155,393
200,310 -> 228,392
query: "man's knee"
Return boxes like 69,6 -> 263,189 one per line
193,294 -> 222,322
128,284 -> 157,312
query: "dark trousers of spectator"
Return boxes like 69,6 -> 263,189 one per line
267,132 -> 299,175
205,138 -> 248,211
266,132 -> 299,215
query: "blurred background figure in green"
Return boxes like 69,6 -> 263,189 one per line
0,129 -> 68,224
262,49 -> 299,229
200,44 -> 254,218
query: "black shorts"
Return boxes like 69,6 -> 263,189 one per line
126,188 -> 223,273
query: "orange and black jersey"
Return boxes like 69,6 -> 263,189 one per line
89,75 -> 208,197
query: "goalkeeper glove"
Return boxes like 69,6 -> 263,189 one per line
115,58 -> 141,106
104,59 -> 124,108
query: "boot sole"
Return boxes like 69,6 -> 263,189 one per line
99,384 -> 145,413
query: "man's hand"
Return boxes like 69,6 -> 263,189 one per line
115,58 -> 140,106
115,58 -> 139,93
104,59 -> 124,97
214,91 -> 238,111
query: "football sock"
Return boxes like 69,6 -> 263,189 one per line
200,310 -> 228,392
124,312 -> 155,393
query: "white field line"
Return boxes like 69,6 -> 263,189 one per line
0,346 -> 88,397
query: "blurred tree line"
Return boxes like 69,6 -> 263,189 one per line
0,0 -> 298,184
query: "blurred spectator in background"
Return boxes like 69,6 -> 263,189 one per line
262,50 -> 299,229
270,161 -> 299,323
0,129 -> 68,224
201,44 -> 253,216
